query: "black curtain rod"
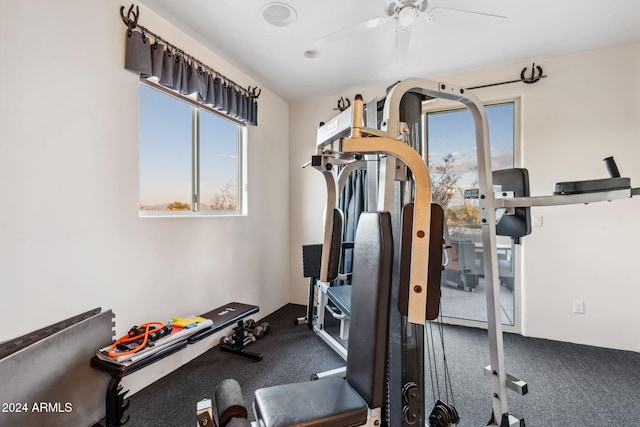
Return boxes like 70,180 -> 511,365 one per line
120,4 -> 261,99
467,63 -> 547,90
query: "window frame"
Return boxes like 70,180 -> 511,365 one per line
138,79 -> 247,217
422,96 -> 522,333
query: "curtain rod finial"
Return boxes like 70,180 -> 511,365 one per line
120,4 -> 139,29
248,86 -> 262,99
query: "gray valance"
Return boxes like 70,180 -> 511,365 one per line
122,6 -> 259,125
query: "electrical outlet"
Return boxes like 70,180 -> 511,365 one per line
573,300 -> 585,314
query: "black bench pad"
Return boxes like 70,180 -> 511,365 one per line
554,177 -> 630,195
254,377 -> 367,427
327,285 -> 351,318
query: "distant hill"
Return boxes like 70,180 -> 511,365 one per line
140,202 -> 217,210
139,203 -> 170,210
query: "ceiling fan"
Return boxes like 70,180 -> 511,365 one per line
312,0 -> 506,63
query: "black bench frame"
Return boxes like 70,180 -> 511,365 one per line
91,302 -> 258,427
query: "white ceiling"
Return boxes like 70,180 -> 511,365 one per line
138,0 -> 640,101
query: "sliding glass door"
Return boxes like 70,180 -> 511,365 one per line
425,100 -> 520,329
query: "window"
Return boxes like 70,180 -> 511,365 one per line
425,100 -> 519,329
139,82 -> 245,216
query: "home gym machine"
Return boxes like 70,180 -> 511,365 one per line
246,79 -> 467,427
282,79 -> 504,426
211,77 -> 637,427
304,78 -> 636,426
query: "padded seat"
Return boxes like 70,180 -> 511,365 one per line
326,285 -> 351,317
253,377 -> 367,427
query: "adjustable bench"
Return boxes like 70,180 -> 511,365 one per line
91,302 -> 258,427
254,212 -> 394,427
305,208 -> 355,358
326,285 -> 351,319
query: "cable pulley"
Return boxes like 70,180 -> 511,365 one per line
402,381 -> 421,425
428,399 -> 460,427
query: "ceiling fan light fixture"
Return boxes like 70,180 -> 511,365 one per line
262,2 -> 298,27
397,6 -> 418,27
385,0 -> 427,17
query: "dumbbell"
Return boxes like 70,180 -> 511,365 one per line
220,333 -> 256,348
244,319 -> 271,338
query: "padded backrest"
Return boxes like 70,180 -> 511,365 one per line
325,208 -> 344,281
493,168 -> 531,238
303,209 -> 344,281
345,212 -> 393,409
302,244 -> 323,279
398,203 -> 444,321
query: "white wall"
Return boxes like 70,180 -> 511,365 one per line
0,0 -> 290,383
289,43 -> 640,352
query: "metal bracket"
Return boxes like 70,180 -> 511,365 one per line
485,366 -> 528,395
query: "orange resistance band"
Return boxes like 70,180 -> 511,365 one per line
107,321 -> 165,358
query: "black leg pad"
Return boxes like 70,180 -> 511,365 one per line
253,377 -> 368,427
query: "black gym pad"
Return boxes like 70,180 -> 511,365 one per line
554,176 -> 631,195
345,212 -> 393,410
326,285 -> 351,317
493,168 -> 532,238
253,377 -> 367,427
327,208 -> 344,281
302,244 -> 323,279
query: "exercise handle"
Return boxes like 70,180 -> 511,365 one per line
604,156 -> 621,178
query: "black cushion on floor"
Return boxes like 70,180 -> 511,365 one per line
253,377 -> 368,427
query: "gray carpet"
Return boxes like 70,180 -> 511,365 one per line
121,304 -> 640,426
123,304 -> 344,427
423,321 -> 640,426
439,277 -> 515,325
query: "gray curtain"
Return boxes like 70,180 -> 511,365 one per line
124,29 -> 258,125
339,168 -> 367,282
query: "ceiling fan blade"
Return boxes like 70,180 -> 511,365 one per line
313,16 -> 391,46
425,7 -> 507,23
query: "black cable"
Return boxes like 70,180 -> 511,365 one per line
427,321 -> 441,399
425,322 -> 438,404
412,322 -> 421,390
436,309 -> 455,408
